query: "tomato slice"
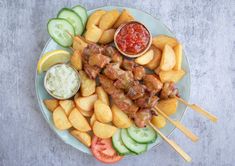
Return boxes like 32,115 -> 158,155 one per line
91,136 -> 123,164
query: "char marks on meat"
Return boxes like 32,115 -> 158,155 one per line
121,59 -> 135,71
135,92 -> 159,108
83,63 -> 101,79
103,63 -> 125,80
113,71 -> 134,90
134,109 -> 152,128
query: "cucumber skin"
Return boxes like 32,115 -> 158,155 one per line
47,18 -> 75,48
121,129 -> 148,155
57,8 -> 84,35
112,137 -> 131,156
72,5 -> 88,24
127,126 -> 158,144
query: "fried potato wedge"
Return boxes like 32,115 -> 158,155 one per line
113,9 -> 134,28
98,29 -> 116,44
90,114 -> 96,126
70,130 -> 91,147
145,46 -> 162,70
70,50 -> 82,70
152,35 -> 178,50
86,10 -> 106,29
135,49 -> 154,65
72,36 -> 88,52
94,100 -> 112,123
93,121 -> 117,138
112,105 -> 132,128
79,71 -> 96,97
96,86 -> 110,105
84,25 -> 103,43
151,115 -> 166,129
173,43 -> 183,70
59,100 -> 75,115
99,9 -> 120,30
159,69 -> 185,83
75,94 -> 98,112
79,109 -> 94,117
160,44 -> 176,71
157,98 -> 178,116
74,92 -> 80,101
68,108 -> 91,131
53,106 -> 72,130
44,99 -> 59,112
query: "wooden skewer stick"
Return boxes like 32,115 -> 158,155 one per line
154,107 -> 199,142
149,122 -> 192,162
176,97 -> 218,123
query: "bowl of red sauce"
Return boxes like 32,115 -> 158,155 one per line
114,21 -> 152,58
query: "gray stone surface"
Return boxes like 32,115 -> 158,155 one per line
0,0 -> 234,165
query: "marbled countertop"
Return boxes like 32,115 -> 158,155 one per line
0,0 -> 234,166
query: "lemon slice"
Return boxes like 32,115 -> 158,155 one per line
37,50 -> 71,73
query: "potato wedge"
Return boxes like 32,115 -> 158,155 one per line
70,50 -> 82,70
96,86 -> 109,105
90,114 -> 96,126
72,36 -> 88,52
75,94 -> 98,112
145,46 -> 162,70
79,71 -> 96,97
74,92 -> 80,101
160,45 -> 176,71
94,100 -> 112,123
159,69 -> 185,83
59,100 -> 75,115
173,43 -> 183,70
70,130 -> 91,147
98,29 -> 116,44
157,98 -> 178,116
53,106 -> 72,130
135,49 -> 154,65
99,9 -> 120,30
79,109 -> 94,117
68,108 -> 91,131
86,10 -> 106,29
152,35 -> 178,50
44,99 -> 59,112
151,115 -> 166,128
113,9 -> 134,28
84,25 -> 103,43
93,121 -> 117,138
112,105 -> 132,128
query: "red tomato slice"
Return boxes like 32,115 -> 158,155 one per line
91,136 -> 123,164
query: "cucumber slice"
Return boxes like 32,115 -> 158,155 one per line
112,129 -> 131,155
47,18 -> 75,47
72,5 -> 88,25
121,129 -> 147,154
127,125 -> 157,144
57,8 -> 84,35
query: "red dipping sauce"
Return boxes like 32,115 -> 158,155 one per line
115,22 -> 151,56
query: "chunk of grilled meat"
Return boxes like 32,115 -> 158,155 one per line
160,82 -> 179,99
143,74 -> 163,94
133,66 -> 145,80
121,59 -> 135,71
104,46 -> 123,64
126,81 -> 146,100
99,74 -> 139,117
134,108 -> 152,128
103,63 -> 125,80
88,53 -> 111,68
113,71 -> 134,90
83,63 -> 101,79
135,92 -> 159,109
